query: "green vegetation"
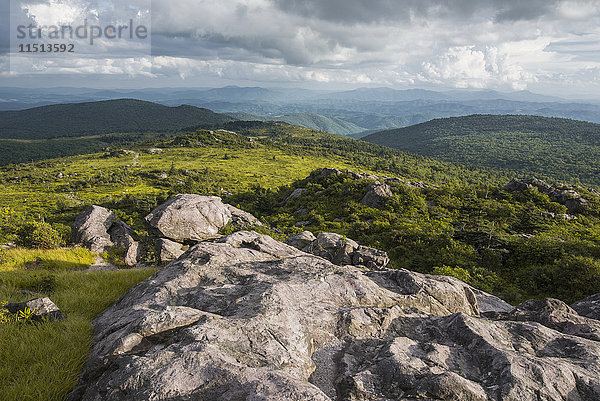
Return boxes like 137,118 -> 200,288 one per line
2,120 -> 599,305
229,170 -> 600,304
363,114 -> 600,186
0,99 -> 238,164
0,132 -> 172,165
0,247 -> 95,272
16,222 -> 65,249
0,266 -> 156,400
0,301 -> 34,324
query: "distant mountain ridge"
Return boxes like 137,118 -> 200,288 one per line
2,86 -> 600,135
0,99 -> 235,139
363,114 -> 600,186
226,111 -> 367,136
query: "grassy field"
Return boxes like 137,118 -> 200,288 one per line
0,137 -> 359,217
0,263 -> 156,400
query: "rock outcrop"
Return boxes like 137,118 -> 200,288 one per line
486,298 -> 600,341
285,188 -> 307,203
68,231 -> 600,401
352,245 -> 390,269
304,232 -> 359,265
3,297 -> 65,322
504,178 -> 591,213
540,211 -> 578,221
144,194 -> 262,263
72,206 -> 143,266
72,205 -> 116,253
360,181 -> 393,209
226,204 -> 263,228
154,238 -> 187,263
144,194 -> 232,242
572,294 -> 600,321
284,230 -> 316,250
144,194 -> 261,243
73,196 -> 262,266
287,231 -> 390,269
318,168 -> 437,190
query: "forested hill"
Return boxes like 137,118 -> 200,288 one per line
363,114 -> 600,187
226,111 -> 367,136
0,99 -> 236,139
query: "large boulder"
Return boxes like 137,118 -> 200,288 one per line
284,188 -> 307,203
226,204 -> 263,228
288,231 -> 390,269
144,194 -> 233,242
304,232 -> 359,265
489,298 -> 600,341
3,297 -> 65,322
284,231 -> 316,250
68,231 -> 600,401
71,206 -> 116,253
320,168 -> 343,177
72,206 -> 144,266
352,245 -> 390,269
145,194 -> 261,243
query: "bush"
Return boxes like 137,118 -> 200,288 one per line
51,223 -> 72,244
432,265 -> 472,283
16,222 -> 65,249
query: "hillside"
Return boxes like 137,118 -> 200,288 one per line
363,114 -> 600,186
226,111 -> 367,136
0,99 -> 235,140
4,122 -> 600,399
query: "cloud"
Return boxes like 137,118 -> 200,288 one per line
272,0 -> 567,24
4,0 -> 600,96
422,46 -> 534,89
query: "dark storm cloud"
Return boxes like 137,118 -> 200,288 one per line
272,0 -> 561,24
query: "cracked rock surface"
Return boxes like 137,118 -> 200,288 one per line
68,231 -> 600,401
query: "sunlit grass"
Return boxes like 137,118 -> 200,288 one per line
0,143 -> 358,214
0,247 -> 96,272
0,268 -> 157,401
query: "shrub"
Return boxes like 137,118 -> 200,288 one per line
51,223 -> 72,244
432,265 -> 472,283
16,222 -> 65,249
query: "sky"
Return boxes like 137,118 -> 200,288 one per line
1,0 -> 600,98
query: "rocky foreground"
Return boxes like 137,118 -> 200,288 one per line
67,228 -> 600,400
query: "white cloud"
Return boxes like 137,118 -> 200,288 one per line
22,0 -> 88,26
421,46 -> 533,90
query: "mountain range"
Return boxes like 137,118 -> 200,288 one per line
3,86 -> 600,137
